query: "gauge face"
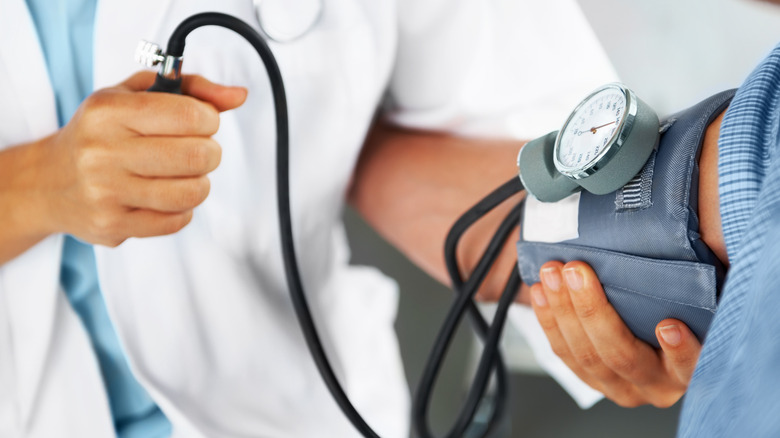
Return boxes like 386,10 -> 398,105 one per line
555,85 -> 628,175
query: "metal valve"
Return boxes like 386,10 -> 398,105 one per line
135,41 -> 166,68
135,40 -> 183,81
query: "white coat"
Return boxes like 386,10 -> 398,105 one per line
0,0 -> 616,436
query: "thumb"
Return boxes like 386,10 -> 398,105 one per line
181,74 -> 248,112
119,72 -> 248,112
655,319 -> 702,385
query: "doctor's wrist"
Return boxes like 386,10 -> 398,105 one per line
0,137 -> 61,264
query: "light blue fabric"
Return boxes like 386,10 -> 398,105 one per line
678,43 -> 780,437
25,1 -> 171,436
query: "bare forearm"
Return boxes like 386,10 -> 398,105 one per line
0,139 -> 56,264
349,119 -> 527,300
698,109 -> 728,267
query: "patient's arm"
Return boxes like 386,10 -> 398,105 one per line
530,110 -> 727,407
699,110 -> 728,267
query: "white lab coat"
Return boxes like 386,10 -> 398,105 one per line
0,0 -> 615,436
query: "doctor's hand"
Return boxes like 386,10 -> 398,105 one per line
36,71 -> 247,247
530,261 -> 702,408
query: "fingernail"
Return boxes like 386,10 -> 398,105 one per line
563,268 -> 583,292
541,267 -> 561,291
659,325 -> 681,346
532,288 -> 548,307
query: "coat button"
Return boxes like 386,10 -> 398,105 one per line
254,0 -> 323,43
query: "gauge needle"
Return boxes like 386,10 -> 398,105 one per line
589,120 -> 616,134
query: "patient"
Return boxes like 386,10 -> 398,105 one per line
531,35 -> 780,436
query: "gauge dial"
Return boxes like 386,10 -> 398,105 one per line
517,83 -> 658,202
555,84 -> 631,177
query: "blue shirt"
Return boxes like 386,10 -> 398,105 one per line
678,43 -> 780,437
25,1 -> 171,436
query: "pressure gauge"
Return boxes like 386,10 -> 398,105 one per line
517,83 -> 660,202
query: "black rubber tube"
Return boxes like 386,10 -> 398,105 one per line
156,13 -> 527,438
413,178 -> 524,438
160,12 -> 381,437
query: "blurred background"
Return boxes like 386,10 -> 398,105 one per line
345,1 -> 780,437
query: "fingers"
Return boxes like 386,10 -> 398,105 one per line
540,262 -> 602,373
515,283 -> 532,305
118,209 -> 194,242
121,72 -> 249,113
532,262 -> 635,400
52,72 -> 240,246
123,176 -> 211,213
531,261 -> 691,408
82,88 -> 220,137
123,137 -> 222,177
530,282 -> 599,388
85,207 -> 195,247
181,75 -> 248,112
111,72 -> 247,137
656,319 -> 702,385
562,262 -> 661,386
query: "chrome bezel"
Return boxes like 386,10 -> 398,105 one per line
553,83 -> 638,180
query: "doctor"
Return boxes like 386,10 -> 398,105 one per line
0,0 -> 618,437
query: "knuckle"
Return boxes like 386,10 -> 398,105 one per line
185,142 -> 210,173
537,315 -> 558,332
83,90 -> 113,111
212,140 -> 223,168
549,343 -> 571,361
177,101 -> 202,131
193,178 -> 211,204
552,303 -> 578,320
574,301 -> 600,322
179,101 -> 215,133
75,147 -> 102,173
605,386 -> 646,408
573,350 -> 602,369
177,178 -> 210,209
90,212 -> 121,240
650,396 -> 678,409
84,185 -> 116,207
104,238 -> 125,249
198,104 -> 220,135
79,91 -> 115,125
613,395 -> 644,409
200,138 -> 222,172
603,350 -> 638,374
212,112 -> 221,134
164,212 -> 193,234
176,187 -> 199,210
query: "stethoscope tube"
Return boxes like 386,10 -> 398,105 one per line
149,13 -> 380,438
414,178 -> 524,438
148,12 -> 526,438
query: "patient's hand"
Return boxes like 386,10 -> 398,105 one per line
530,260 -> 701,408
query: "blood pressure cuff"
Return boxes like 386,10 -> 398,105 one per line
516,89 -> 735,347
